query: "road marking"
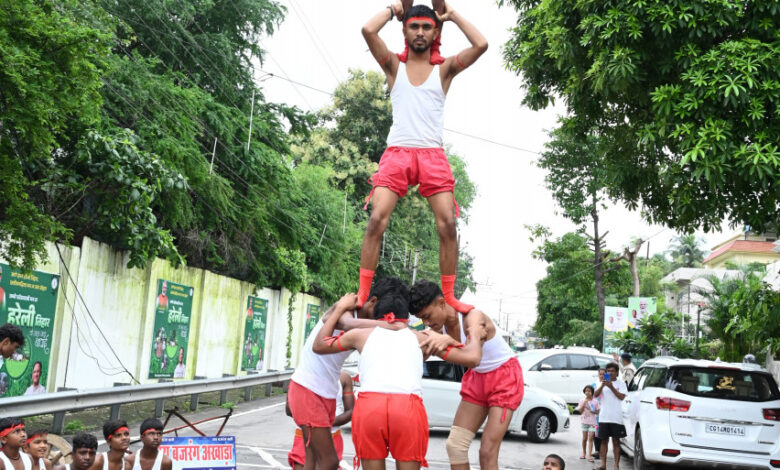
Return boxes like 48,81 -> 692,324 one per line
249,445 -> 285,468
232,401 -> 286,418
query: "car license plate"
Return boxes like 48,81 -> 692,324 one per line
705,423 -> 745,437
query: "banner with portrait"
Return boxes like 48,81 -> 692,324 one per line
0,263 -> 59,397
241,296 -> 268,371
304,304 -> 320,339
602,305 -> 629,354
149,279 -> 194,379
627,297 -> 657,329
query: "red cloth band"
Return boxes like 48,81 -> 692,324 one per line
405,16 -> 436,26
381,313 -> 408,323
443,343 -> 464,360
25,432 -> 45,446
456,54 -> 466,69
324,331 -> 347,351
0,424 -> 24,438
107,426 -> 129,441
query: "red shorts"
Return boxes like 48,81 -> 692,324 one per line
288,380 -> 337,429
460,358 -> 524,414
288,428 -> 344,468
352,392 -> 428,466
370,146 -> 455,199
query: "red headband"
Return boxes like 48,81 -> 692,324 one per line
25,432 -> 45,446
0,424 -> 24,438
405,16 -> 436,26
381,313 -> 408,323
107,427 -> 129,441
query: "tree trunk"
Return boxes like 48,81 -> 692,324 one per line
591,196 -> 606,326
626,239 -> 644,297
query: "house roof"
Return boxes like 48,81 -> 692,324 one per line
702,240 -> 779,264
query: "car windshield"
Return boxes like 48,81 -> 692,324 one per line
667,366 -> 780,402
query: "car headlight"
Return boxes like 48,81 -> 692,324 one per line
553,399 -> 567,411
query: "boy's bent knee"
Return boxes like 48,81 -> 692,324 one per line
446,426 -> 474,464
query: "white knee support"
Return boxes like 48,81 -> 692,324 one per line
446,426 -> 475,464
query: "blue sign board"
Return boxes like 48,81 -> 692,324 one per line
159,436 -> 236,470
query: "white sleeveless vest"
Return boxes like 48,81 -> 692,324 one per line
131,449 -> 163,470
446,313 -> 514,373
0,452 -> 32,470
291,319 -> 353,399
358,327 -> 423,396
386,62 -> 446,148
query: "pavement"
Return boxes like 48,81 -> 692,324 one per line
115,394 -> 639,470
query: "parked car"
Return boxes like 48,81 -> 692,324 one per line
516,348 -> 613,403
345,358 -> 570,443
620,356 -> 780,470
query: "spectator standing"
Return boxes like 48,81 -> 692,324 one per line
591,367 -> 605,460
577,385 -> 599,462
594,362 -> 627,470
613,352 -> 636,384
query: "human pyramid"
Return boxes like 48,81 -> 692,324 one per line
286,2 -> 527,469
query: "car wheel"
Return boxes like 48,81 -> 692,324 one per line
527,410 -> 552,443
634,428 -> 656,470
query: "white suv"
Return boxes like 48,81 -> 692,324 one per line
517,348 -> 613,403
620,357 -> 780,470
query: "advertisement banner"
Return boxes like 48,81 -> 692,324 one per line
149,280 -> 194,379
160,436 -> 236,470
627,297 -> 657,329
0,263 -> 59,397
242,296 -> 268,371
304,304 -> 320,339
602,305 -> 629,354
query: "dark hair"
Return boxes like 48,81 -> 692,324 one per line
404,5 -> 441,27
409,279 -> 443,315
545,454 -> 565,469
0,323 -> 25,347
605,361 -> 620,372
371,277 -> 410,320
26,428 -> 48,441
102,419 -> 128,440
140,418 -> 163,435
0,417 -> 24,434
32,361 -> 42,370
583,385 -> 594,394
72,432 -> 98,451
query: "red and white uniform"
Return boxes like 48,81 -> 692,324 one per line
288,385 -> 346,468
289,320 -> 353,429
0,452 -> 32,470
448,315 -> 524,419
352,328 -> 428,467
367,62 -> 456,207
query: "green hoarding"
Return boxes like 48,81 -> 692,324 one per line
0,263 -> 59,397
627,297 -> 657,329
602,305 -> 629,355
149,280 -> 194,379
242,296 -> 268,371
304,304 -> 320,339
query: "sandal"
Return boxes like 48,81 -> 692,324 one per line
588,457 -> 595,463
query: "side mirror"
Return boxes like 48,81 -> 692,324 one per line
540,364 -> 552,371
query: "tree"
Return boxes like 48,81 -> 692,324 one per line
502,0 -> 780,233
667,234 -> 706,268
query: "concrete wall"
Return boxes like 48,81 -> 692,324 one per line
2,237 -> 321,392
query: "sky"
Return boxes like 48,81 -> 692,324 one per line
256,0 -> 729,333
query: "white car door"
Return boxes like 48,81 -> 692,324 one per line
622,367 -> 648,452
421,359 -> 464,427
532,353 -> 570,401
567,354 -> 600,399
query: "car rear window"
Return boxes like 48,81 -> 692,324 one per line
667,366 -> 780,402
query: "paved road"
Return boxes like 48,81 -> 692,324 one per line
140,394 -> 637,470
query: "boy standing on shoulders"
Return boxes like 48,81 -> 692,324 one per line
0,418 -> 33,470
594,362 -> 627,470
53,433 -> 97,470
89,421 -> 130,470
409,280 -> 523,470
357,1 -> 488,314
125,419 -> 172,470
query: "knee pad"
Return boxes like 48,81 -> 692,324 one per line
445,426 -> 475,464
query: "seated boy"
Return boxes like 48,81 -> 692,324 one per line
125,419 -> 172,470
89,420 -> 130,470
0,417 -> 34,470
23,429 -> 52,470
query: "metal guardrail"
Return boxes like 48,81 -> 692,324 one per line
0,369 -> 293,433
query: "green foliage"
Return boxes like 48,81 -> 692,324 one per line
699,270 -> 780,360
614,311 -> 695,358
64,420 -> 86,433
502,0 -> 780,233
560,319 -> 603,348
220,402 -> 235,409
666,234 -> 706,268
